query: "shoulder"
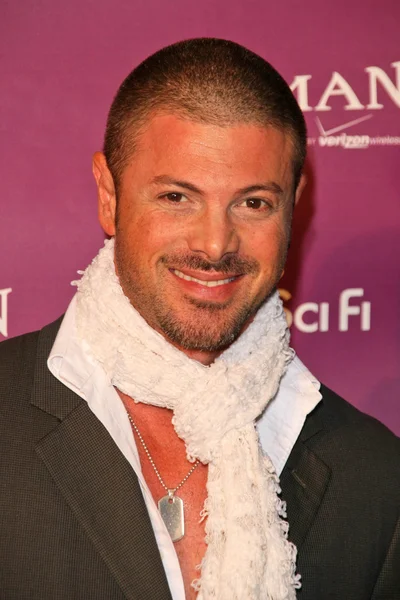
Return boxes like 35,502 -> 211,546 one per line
0,317 -> 63,398
0,329 -> 40,384
308,383 -> 400,479
319,383 -> 398,443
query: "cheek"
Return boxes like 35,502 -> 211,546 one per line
122,213 -> 185,265
244,223 -> 289,268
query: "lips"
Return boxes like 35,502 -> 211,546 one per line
172,268 -> 238,288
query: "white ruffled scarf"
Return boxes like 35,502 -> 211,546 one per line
74,238 -> 300,599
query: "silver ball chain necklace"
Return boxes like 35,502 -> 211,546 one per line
126,412 -> 200,542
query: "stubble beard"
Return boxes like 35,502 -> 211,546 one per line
155,293 -> 263,352
114,240 -> 284,353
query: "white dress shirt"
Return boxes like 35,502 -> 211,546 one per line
48,296 -> 321,600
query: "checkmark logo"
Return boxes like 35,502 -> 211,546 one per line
316,114 -> 373,136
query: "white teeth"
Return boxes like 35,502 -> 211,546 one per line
173,269 -> 235,287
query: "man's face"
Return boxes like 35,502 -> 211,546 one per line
95,113 -> 305,363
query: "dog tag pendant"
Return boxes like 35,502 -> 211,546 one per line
158,490 -> 185,542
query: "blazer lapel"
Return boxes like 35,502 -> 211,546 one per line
280,407 -> 331,551
31,319 -> 172,600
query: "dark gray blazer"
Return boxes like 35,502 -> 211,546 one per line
0,318 -> 399,600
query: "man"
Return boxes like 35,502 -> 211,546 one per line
0,39 -> 399,600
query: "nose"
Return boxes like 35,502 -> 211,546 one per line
187,206 -> 239,262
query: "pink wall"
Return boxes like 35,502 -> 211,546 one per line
1,1 -> 399,433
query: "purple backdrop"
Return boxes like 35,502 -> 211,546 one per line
1,1 -> 399,433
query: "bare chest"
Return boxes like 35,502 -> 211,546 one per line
141,458 -> 208,599
120,392 -> 208,599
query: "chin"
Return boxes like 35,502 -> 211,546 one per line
157,302 -> 256,353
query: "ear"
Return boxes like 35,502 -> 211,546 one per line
93,152 -> 117,236
294,173 -> 307,207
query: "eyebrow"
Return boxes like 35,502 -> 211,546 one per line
151,175 -> 284,196
151,175 -> 202,194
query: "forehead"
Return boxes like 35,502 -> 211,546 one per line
122,113 -> 295,190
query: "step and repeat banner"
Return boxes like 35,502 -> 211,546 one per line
1,1 -> 399,433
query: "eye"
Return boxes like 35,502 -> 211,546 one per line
239,197 -> 271,210
163,192 -> 188,203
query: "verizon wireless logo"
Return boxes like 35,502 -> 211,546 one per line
289,61 -> 400,149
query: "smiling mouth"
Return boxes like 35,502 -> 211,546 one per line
172,269 -> 239,288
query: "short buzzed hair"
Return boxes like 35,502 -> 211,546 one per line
104,38 -> 307,194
